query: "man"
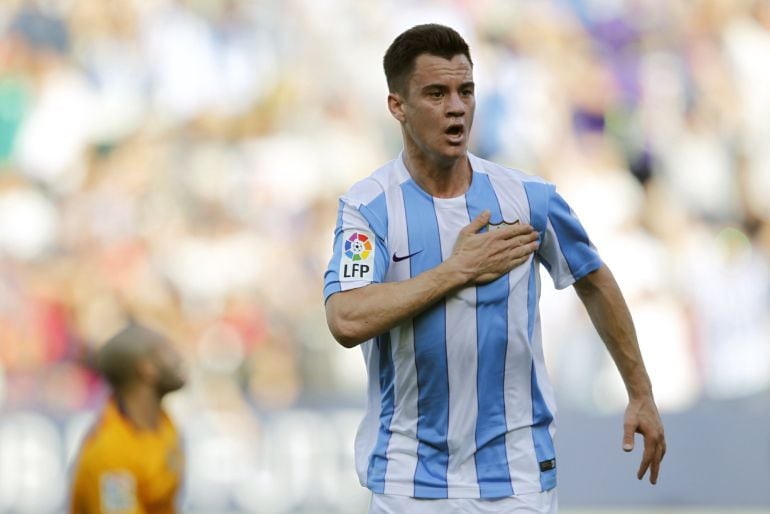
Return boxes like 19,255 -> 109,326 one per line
324,24 -> 665,513
70,322 -> 186,514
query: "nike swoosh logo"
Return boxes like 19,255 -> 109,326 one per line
392,250 -> 423,262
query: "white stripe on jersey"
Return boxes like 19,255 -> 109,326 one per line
434,196 -> 481,498
382,183 -> 419,496
541,218 -> 576,289
490,172 -> 544,493
356,340 -> 382,483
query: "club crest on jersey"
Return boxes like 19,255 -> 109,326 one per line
487,219 -> 520,231
340,230 -> 374,281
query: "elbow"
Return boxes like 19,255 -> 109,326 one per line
325,291 -> 375,348
328,320 -> 365,348
573,264 -> 609,297
334,334 -> 362,349
326,311 -> 366,348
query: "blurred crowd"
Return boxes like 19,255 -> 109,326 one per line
1,0 -> 769,424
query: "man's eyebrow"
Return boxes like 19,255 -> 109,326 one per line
421,81 -> 475,91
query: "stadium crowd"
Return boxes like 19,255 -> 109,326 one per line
0,0 -> 769,511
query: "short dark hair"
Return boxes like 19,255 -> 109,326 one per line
97,323 -> 165,389
383,24 -> 473,95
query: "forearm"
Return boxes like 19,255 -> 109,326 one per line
325,259 -> 471,347
574,265 -> 652,399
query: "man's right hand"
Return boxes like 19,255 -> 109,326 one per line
450,210 -> 539,284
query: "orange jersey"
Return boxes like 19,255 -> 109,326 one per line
70,398 -> 183,514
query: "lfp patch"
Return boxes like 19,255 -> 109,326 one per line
340,230 -> 375,282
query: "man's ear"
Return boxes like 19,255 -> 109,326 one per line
135,357 -> 157,383
388,92 -> 406,123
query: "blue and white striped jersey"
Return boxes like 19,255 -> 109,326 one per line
324,152 -> 602,499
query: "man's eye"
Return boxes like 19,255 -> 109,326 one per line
430,91 -> 443,98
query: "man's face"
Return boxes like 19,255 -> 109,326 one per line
392,53 -> 475,164
149,339 -> 187,396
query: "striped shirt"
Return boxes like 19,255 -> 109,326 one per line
324,152 -> 602,499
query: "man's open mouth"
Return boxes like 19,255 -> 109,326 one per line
445,124 -> 465,139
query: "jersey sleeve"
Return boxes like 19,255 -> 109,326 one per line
324,196 -> 389,302
537,189 -> 603,289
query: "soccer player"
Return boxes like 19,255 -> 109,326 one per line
70,323 -> 186,514
324,24 -> 665,514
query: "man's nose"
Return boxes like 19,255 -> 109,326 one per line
446,91 -> 465,117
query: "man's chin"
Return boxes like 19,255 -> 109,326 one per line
159,379 -> 186,396
435,145 -> 468,162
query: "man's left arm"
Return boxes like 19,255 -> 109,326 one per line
573,264 -> 667,484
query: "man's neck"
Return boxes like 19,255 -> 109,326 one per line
116,386 -> 163,431
402,147 -> 471,199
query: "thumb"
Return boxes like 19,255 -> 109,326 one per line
623,424 -> 635,452
464,210 -> 490,234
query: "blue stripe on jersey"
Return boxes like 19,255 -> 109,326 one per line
548,192 -> 602,281
523,182 -> 557,492
360,192 -> 390,283
401,180 -> 450,499
465,172 -> 513,498
525,263 -> 538,345
323,199 -> 346,301
359,192 -> 388,237
527,262 -> 557,491
367,333 -> 396,493
522,182 -> 551,239
540,254 -> 553,273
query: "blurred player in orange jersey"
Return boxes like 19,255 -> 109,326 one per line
70,322 -> 187,514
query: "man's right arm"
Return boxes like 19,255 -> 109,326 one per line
325,210 -> 539,347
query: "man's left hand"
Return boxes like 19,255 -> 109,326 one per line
622,395 -> 666,484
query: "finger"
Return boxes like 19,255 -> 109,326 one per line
500,232 -> 540,249
508,255 -> 529,268
496,223 -> 536,239
495,233 -> 538,258
463,210 -> 491,234
649,445 -> 663,484
622,423 -> 635,452
508,240 -> 539,261
637,455 -> 651,481
509,231 -> 540,247
636,440 -> 655,480
651,436 -> 666,484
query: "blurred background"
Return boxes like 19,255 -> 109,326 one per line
0,0 -> 769,512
